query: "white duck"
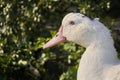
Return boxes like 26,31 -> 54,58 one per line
43,13 -> 120,80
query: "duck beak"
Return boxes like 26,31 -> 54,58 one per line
43,26 -> 67,49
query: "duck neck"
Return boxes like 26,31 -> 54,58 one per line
77,40 -> 119,80
82,39 -> 119,65
80,29 -> 119,64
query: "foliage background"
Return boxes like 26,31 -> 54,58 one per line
0,0 -> 120,80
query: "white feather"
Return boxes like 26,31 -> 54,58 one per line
62,13 -> 120,80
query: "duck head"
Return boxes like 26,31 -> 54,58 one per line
43,13 -> 110,48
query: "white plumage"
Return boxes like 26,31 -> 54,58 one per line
43,13 -> 120,80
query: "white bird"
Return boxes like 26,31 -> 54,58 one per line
43,13 -> 120,80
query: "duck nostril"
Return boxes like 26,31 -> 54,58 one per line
55,34 -> 59,37
63,37 -> 67,40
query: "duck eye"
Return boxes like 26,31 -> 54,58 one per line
69,21 -> 75,25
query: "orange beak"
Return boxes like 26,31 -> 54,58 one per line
43,26 -> 67,49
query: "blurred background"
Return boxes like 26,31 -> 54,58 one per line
0,0 -> 120,80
